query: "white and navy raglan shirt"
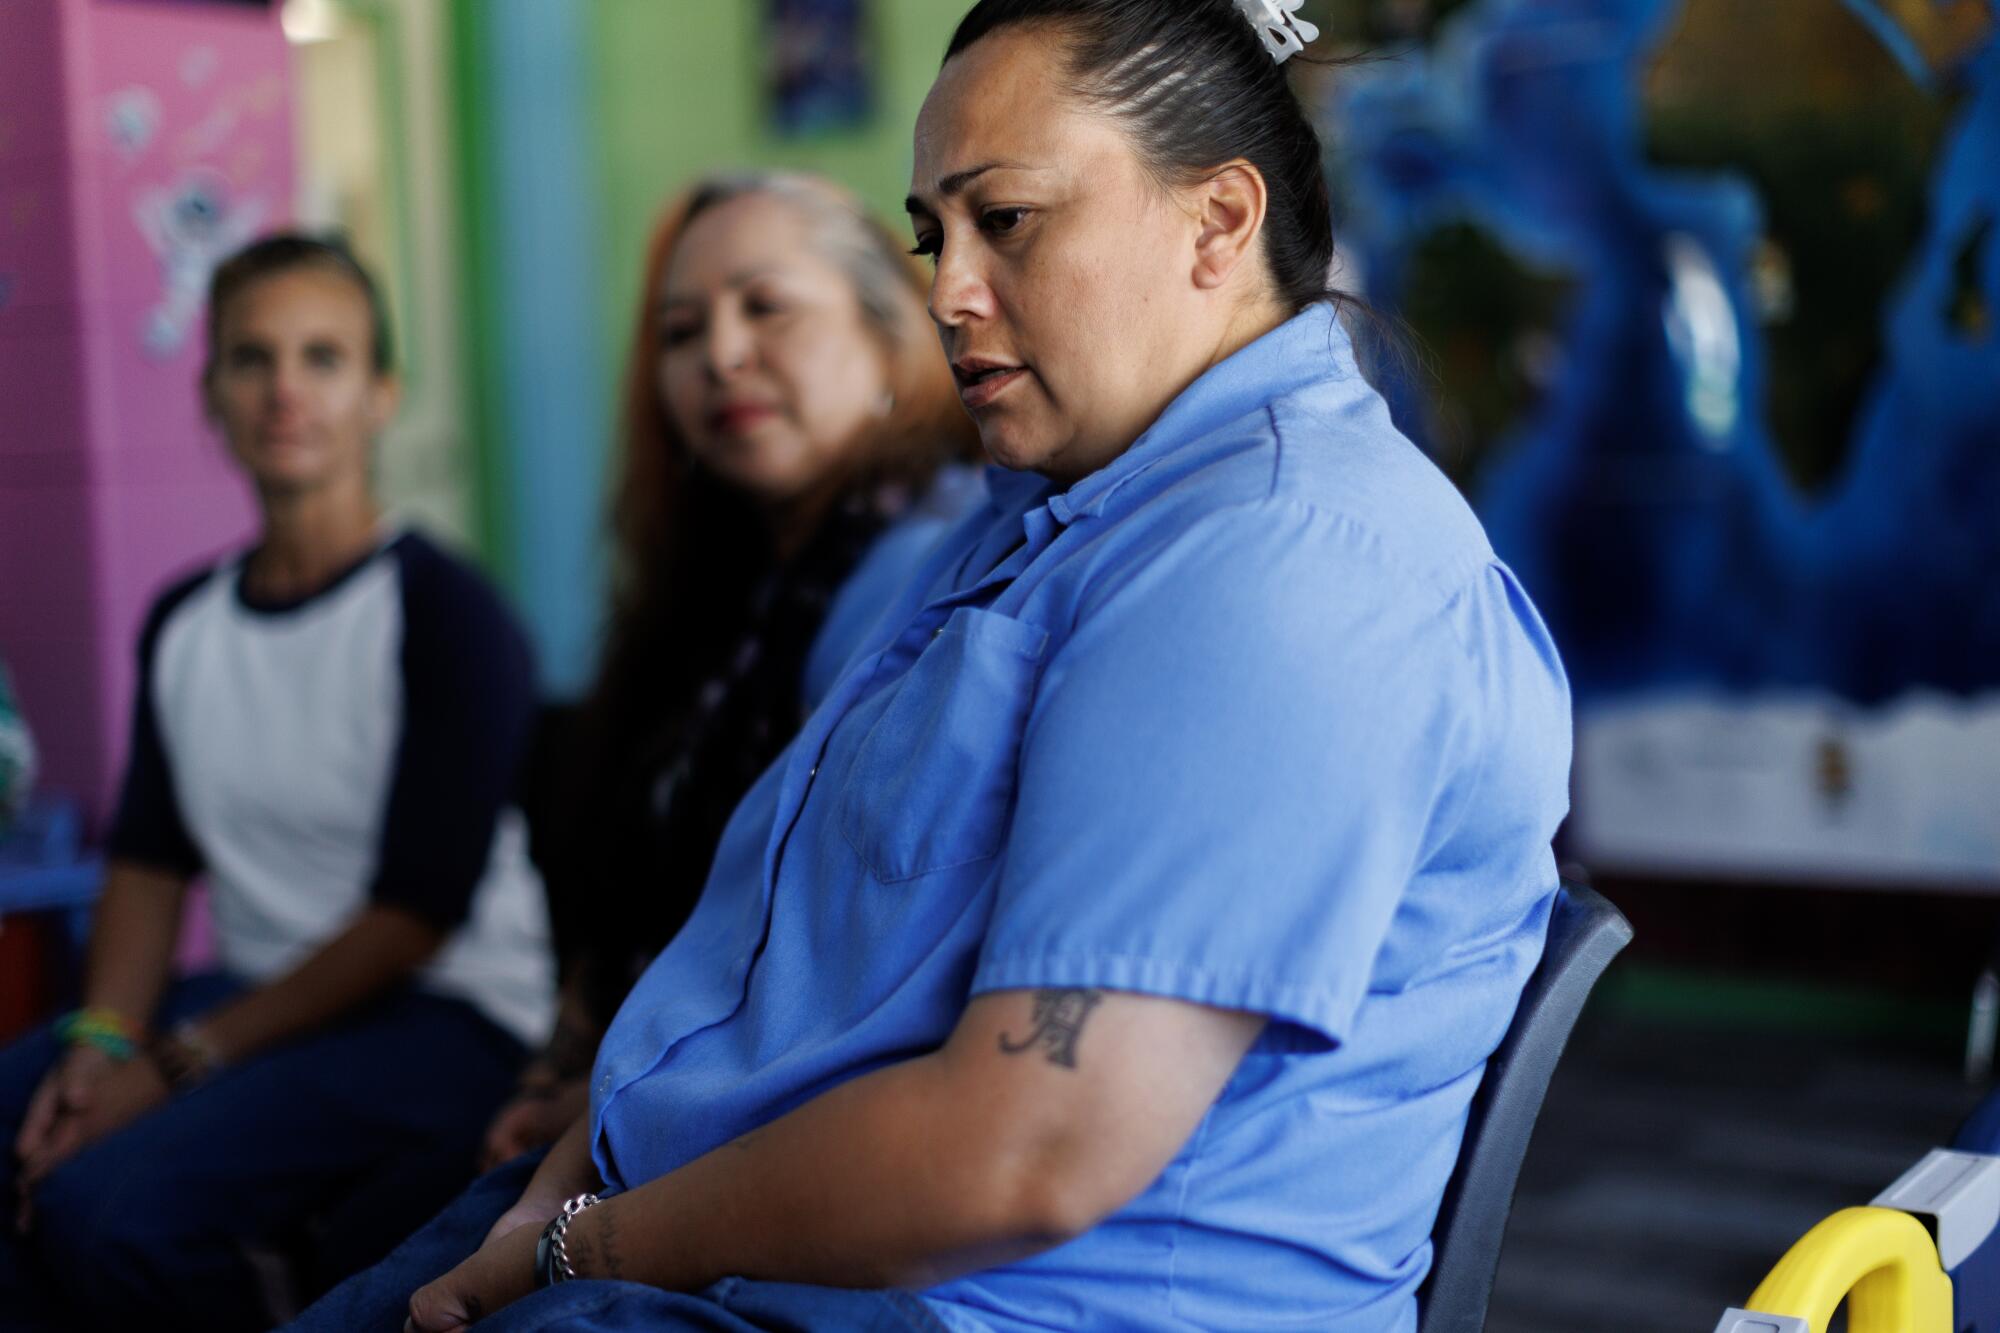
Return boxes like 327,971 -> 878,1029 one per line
107,528 -> 556,1047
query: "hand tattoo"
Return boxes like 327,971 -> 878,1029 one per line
998,989 -> 1103,1070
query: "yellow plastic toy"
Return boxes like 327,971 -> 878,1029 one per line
1742,1205 -> 1954,1333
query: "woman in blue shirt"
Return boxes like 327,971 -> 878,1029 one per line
296,2 -> 1572,1329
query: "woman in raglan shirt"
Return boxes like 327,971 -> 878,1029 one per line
0,235 -> 554,1332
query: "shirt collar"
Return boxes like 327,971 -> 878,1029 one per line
1048,302 -> 1357,525
981,462 -> 1058,518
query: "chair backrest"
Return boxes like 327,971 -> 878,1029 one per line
1417,881 -> 1633,1333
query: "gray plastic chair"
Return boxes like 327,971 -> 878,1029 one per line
1417,881 -> 1633,1333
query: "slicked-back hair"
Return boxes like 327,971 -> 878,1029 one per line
204,232 -> 395,379
945,0 -> 1339,315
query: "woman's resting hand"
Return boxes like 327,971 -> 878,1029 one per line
481,1077 -> 590,1173
13,1047 -> 168,1232
404,1217 -> 540,1333
482,1112 -> 601,1251
405,1113 -> 602,1329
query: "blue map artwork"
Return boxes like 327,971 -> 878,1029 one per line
1331,0 -> 1999,708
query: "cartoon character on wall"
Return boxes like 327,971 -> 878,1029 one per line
104,86 -> 162,162
105,44 -> 286,362
133,165 -> 263,358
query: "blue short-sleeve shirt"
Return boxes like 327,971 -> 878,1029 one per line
590,304 -> 1573,1331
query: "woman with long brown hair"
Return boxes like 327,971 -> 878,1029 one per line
481,171 -> 981,1164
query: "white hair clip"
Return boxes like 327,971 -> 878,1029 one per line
1233,0 -> 1321,64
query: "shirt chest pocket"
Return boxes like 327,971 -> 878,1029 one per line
839,607 -> 1049,884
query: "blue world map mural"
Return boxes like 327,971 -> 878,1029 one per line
1329,0 -> 1999,882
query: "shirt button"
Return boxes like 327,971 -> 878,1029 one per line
933,626 -> 945,639
809,764 -> 819,778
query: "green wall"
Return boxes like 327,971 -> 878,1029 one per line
588,0 -> 965,382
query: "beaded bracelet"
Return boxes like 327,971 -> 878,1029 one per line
54,1008 -> 142,1062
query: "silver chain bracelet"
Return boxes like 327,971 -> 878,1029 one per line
534,1192 -> 601,1288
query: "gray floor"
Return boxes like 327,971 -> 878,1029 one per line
1484,1013 -> 1985,1332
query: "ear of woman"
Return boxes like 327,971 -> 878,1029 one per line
1188,162 -> 1271,294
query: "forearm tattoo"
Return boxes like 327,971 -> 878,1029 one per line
597,1205 -> 625,1280
998,989 -> 1103,1070
572,1204 -> 626,1281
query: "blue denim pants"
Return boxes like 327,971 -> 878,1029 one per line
0,973 -> 522,1333
286,1153 -> 951,1332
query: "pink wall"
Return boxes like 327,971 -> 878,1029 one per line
0,2 -> 99,812
1,0 -> 287,826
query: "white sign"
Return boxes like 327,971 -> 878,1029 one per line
1574,690 -> 2000,892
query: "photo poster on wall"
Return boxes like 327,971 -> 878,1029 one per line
766,0 -> 874,137
1327,0 -> 2000,891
